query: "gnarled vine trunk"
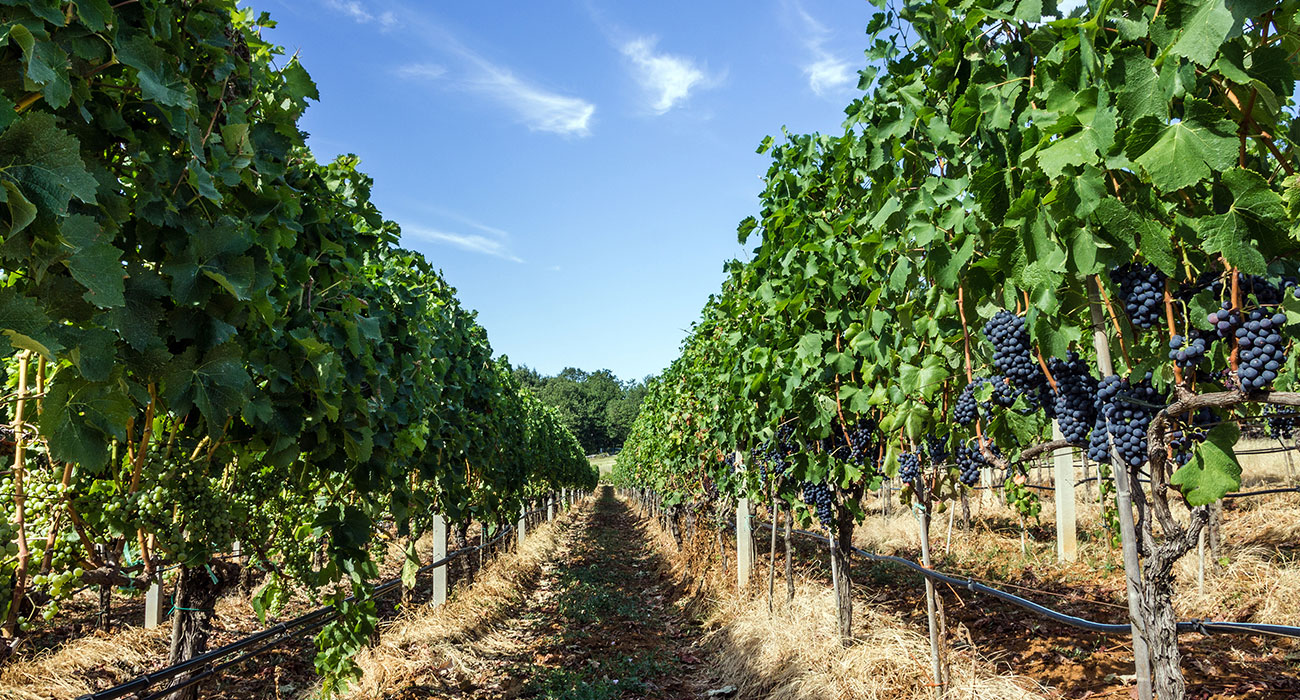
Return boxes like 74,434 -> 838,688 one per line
830,507 -> 853,641
166,561 -> 236,700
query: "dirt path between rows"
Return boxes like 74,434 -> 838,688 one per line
398,486 -> 712,699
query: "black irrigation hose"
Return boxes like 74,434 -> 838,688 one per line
75,519 -> 527,700
1222,486 -> 1300,499
755,522 -> 1300,640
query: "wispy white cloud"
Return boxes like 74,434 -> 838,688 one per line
402,224 -> 524,263
791,2 -> 856,97
323,0 -> 397,29
620,37 -> 710,114
397,63 -> 448,80
395,21 -> 595,137
469,64 -> 595,135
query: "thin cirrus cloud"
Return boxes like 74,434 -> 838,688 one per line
620,37 -> 711,114
791,2 -> 856,97
322,0 -> 594,135
463,63 -> 595,136
399,58 -> 595,136
323,0 -> 396,29
396,63 -> 448,80
401,224 -> 525,264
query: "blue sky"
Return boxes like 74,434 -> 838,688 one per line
255,0 -> 873,381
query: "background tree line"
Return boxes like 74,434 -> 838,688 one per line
513,366 -> 648,454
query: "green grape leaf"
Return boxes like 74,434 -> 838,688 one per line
40,374 -> 132,471
1197,168 -> 1287,276
74,0 -> 115,32
1170,422 -> 1241,505
1035,100 -> 1116,179
1125,98 -> 1236,192
1112,47 -> 1167,122
61,215 -> 125,308
0,112 -> 99,219
1165,0 -> 1233,67
0,287 -> 62,356
116,33 -> 194,109
401,540 -> 419,591
1,180 -> 37,235
162,345 -> 252,426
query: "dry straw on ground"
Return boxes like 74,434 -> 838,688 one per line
634,500 -> 1048,700
0,627 -> 170,700
336,516 -> 568,699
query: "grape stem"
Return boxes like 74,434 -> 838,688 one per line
1162,280 -> 1184,386
956,284 -> 1002,468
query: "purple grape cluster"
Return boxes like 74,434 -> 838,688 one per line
1209,301 -> 1243,341
925,435 -> 949,465
1170,409 -> 1216,466
1111,264 -> 1165,330
1235,309 -> 1287,391
823,417 -> 879,467
801,481 -> 835,528
1048,352 -> 1098,446
954,378 -> 990,425
955,440 -> 998,487
1168,331 -> 1208,368
1265,405 -> 1298,440
982,311 -> 1044,392
1100,373 -> 1165,468
898,452 -> 921,485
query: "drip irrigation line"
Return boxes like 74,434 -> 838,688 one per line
753,521 -> 1300,640
74,518 -> 526,700
1222,486 -> 1300,498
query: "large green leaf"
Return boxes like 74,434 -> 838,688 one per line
162,345 -> 253,426
0,112 -> 99,220
116,33 -> 194,109
0,287 -> 62,356
61,215 -> 125,308
1170,422 -> 1241,505
1163,0 -> 1233,67
1125,98 -> 1236,192
39,374 -> 132,471
1197,168 -> 1287,276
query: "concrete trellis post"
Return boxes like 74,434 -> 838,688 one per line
1053,422 -> 1078,562
431,513 -> 448,606
736,497 -> 753,590
518,504 -> 527,547
547,492 -> 555,521
144,575 -> 164,628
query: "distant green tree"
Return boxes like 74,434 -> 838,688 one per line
524,366 -> 647,453
513,364 -> 545,391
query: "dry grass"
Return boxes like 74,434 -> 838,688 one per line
632,500 -> 1049,700
854,454 -> 1300,630
0,627 -> 170,700
707,584 -> 1047,700
336,515 -> 569,699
